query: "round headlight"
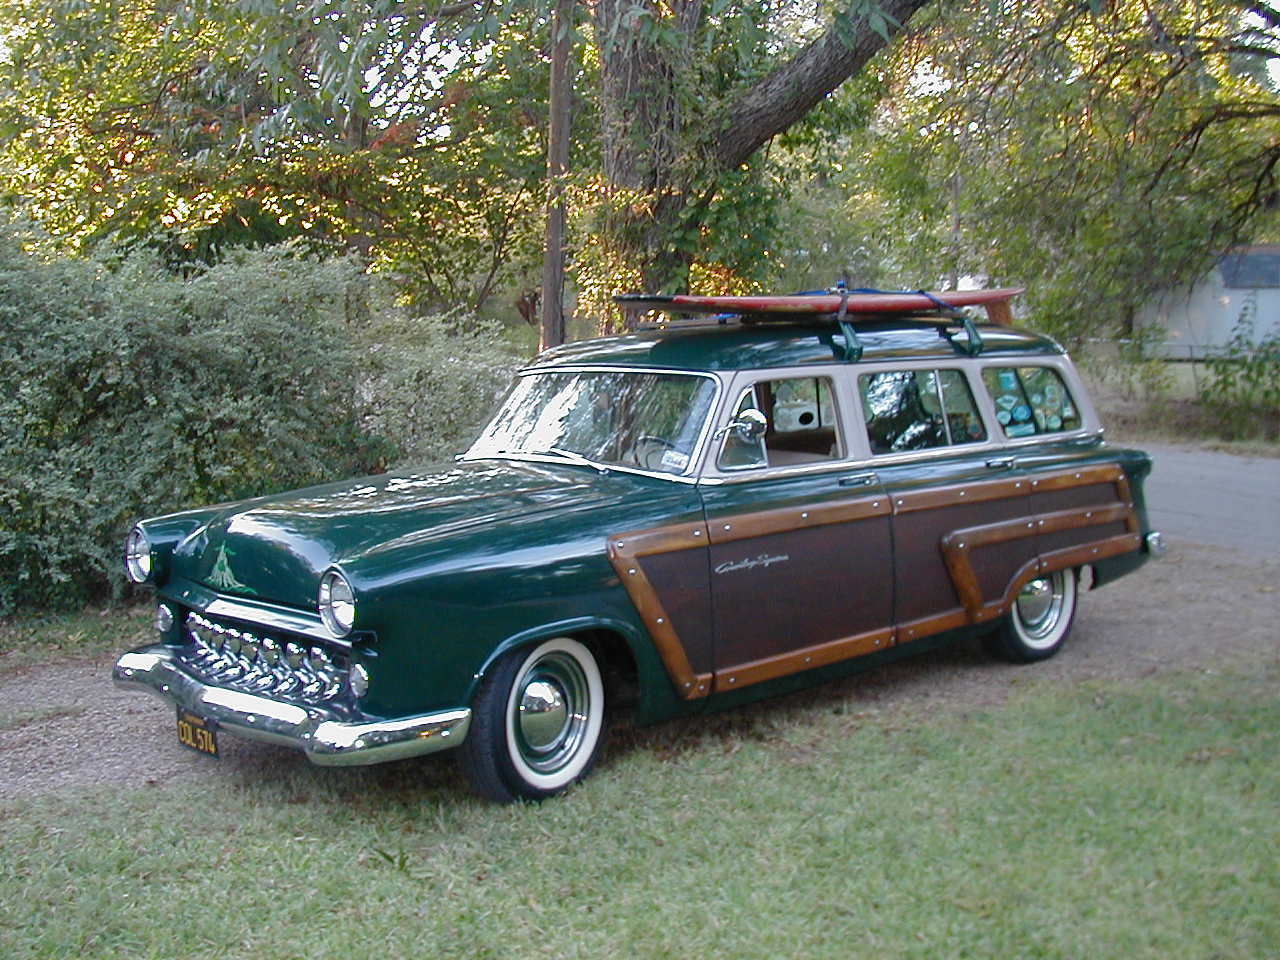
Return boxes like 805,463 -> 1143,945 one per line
125,527 -> 152,583
318,570 -> 356,638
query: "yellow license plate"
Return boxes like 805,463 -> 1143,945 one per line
176,709 -> 219,758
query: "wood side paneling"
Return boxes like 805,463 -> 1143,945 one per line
977,533 -> 1142,622
709,521 -> 893,669
941,503 -> 1134,618
713,626 -> 894,692
608,523 -> 713,700
612,462 -> 1142,701
890,476 -> 1027,515
705,493 -> 890,545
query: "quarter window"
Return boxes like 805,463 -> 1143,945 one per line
860,369 -> 987,455
981,366 -> 1081,438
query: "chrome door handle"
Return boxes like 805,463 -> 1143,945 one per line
985,457 -> 1016,470
838,472 -> 878,487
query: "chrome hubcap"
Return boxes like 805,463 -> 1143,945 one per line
519,680 -> 569,750
514,652 -> 590,774
1016,574 -> 1066,645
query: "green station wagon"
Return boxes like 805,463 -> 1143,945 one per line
113,288 -> 1163,801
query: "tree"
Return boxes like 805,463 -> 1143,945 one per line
0,1 -> 553,311
830,0 -> 1280,339
0,0 -> 933,328
587,0 -> 932,311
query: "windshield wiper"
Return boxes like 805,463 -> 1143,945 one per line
532,447 -> 610,474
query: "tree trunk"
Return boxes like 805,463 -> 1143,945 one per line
539,0 -> 574,349
590,0 -> 933,313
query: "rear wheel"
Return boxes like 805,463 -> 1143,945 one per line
459,637 -> 605,802
986,567 -> 1078,663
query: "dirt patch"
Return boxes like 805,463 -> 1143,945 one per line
2,539 -> 1276,803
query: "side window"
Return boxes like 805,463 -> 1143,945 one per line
859,369 -> 987,455
981,366 -> 1081,438
718,376 -> 841,470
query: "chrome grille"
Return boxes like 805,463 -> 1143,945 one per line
181,612 -> 348,706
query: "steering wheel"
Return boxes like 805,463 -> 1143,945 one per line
632,435 -> 679,471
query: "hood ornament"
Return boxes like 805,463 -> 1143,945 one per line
207,544 -> 256,595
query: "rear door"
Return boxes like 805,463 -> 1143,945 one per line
853,364 -> 1041,638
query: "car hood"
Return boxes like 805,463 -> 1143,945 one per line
169,458 -> 619,610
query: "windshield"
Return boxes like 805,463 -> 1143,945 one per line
467,369 -> 718,475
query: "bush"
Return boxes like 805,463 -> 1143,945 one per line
357,311 -> 521,468
0,224 -> 522,614
1201,295 -> 1280,441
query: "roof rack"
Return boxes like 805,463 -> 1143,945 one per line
615,286 -> 1023,360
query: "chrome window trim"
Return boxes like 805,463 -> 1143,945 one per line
462,365 -> 724,483
698,456 -> 878,486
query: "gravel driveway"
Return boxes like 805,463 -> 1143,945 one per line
3,444 -> 1277,802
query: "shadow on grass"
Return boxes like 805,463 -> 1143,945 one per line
187,632 -> 1002,813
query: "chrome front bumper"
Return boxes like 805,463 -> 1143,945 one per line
113,644 -> 471,766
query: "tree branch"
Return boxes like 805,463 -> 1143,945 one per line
714,0 -> 933,170
1243,1 -> 1280,32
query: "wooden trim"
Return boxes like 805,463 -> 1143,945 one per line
706,493 -> 890,545
608,523 -> 713,700
939,515 -> 1037,617
892,463 -> 1127,516
977,533 -> 1143,621
940,503 -> 1134,617
894,607 -> 970,644
891,476 -> 1026,514
713,626 -> 894,693
608,463 -> 1140,702
1024,463 -> 1124,494
1113,472 -> 1140,534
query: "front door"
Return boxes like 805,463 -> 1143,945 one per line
701,373 -> 895,693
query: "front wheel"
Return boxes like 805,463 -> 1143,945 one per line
986,567 -> 1079,663
459,637 -> 605,802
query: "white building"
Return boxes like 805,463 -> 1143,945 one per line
1136,246 -> 1280,358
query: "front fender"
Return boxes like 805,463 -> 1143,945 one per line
467,614 -> 701,726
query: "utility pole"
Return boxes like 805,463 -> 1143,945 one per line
539,0 -> 574,350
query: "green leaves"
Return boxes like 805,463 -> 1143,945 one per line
1202,294 -> 1280,439
835,0 -> 902,46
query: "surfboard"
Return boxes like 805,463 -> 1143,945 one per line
615,287 -> 1024,322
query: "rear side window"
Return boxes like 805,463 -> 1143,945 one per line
981,366 -> 1081,438
859,369 -> 987,455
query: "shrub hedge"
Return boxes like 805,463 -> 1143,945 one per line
0,224 -> 520,613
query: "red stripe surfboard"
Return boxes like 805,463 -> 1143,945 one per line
615,288 -> 1024,316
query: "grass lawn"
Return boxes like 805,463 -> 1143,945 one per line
2,656 -> 1275,959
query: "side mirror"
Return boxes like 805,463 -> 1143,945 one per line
724,408 -> 768,442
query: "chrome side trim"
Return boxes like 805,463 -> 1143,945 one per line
461,452 -> 704,485
203,597 -> 344,646
113,645 -> 470,766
